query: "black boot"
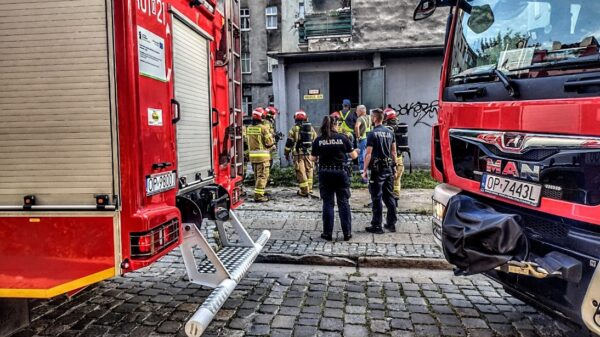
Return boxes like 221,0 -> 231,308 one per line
384,225 -> 397,233
343,233 -> 353,241
365,226 -> 384,234
321,233 -> 333,241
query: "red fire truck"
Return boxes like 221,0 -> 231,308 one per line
414,0 -> 600,335
0,1 -> 269,336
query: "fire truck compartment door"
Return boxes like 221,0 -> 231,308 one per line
0,0 -> 117,207
172,19 -> 214,187
442,195 -> 529,276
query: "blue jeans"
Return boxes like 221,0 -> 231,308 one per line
358,138 -> 367,172
319,170 -> 352,235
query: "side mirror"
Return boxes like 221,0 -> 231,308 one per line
413,0 -> 437,21
467,4 -> 495,34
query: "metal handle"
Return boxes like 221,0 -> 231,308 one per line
172,98 -> 181,124
152,162 -> 173,170
212,108 -> 219,127
564,78 -> 600,91
454,87 -> 486,99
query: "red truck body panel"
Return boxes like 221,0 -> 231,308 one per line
0,0 -> 242,298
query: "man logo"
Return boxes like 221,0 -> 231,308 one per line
503,133 -> 525,151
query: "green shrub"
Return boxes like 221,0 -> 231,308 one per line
245,166 -> 438,189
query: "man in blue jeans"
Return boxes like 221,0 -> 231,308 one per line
362,109 -> 398,234
354,105 -> 371,182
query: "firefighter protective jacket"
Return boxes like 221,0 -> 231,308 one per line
285,123 -> 317,156
247,122 -> 275,163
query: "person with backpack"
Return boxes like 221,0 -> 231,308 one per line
383,108 -> 407,199
285,110 -> 318,197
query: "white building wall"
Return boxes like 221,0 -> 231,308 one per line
384,56 -> 443,167
274,55 -> 443,168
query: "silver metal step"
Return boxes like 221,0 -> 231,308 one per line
181,210 -> 270,337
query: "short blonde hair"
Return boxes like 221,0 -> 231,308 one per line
357,105 -> 367,113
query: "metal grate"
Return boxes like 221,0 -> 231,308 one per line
197,246 -> 255,274
520,214 -> 570,244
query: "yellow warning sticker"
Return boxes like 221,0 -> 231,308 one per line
303,94 -> 324,100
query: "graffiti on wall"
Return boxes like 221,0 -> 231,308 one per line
396,100 -> 439,127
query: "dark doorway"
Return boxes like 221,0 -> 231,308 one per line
329,71 -> 359,113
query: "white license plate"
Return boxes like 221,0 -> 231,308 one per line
481,174 -> 542,206
146,171 -> 177,196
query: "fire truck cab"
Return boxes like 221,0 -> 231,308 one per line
415,0 -> 600,335
0,1 -> 268,336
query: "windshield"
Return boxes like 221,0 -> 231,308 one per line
450,0 -> 600,82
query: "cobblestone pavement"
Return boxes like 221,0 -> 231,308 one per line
233,188 -> 443,261
13,262 -> 582,337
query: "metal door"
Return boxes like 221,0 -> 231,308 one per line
299,72 -> 329,128
361,67 -> 386,110
172,18 -> 213,190
0,0 -> 116,208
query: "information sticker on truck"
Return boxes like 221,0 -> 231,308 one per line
146,171 -> 177,196
481,173 -> 542,207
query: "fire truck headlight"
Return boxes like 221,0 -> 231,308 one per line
432,199 -> 446,223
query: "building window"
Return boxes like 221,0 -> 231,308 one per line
241,52 -> 251,74
240,8 -> 250,31
265,6 -> 278,30
243,96 -> 252,115
267,57 -> 278,73
299,2 -> 305,18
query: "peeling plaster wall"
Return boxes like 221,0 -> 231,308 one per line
306,0 -> 447,52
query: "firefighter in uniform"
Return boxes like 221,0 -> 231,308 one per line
247,108 -> 275,202
285,110 -> 317,197
383,108 -> 405,199
362,109 -> 398,234
265,106 -> 282,168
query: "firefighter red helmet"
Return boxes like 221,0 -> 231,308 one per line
384,108 -> 397,121
252,108 -> 265,121
266,106 -> 278,117
294,110 -> 307,121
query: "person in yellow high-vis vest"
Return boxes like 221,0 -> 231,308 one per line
337,99 -> 357,143
284,110 -> 317,197
247,108 -> 275,202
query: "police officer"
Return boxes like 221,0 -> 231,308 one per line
362,109 -> 398,233
285,110 -> 317,197
247,108 -> 275,202
383,108 -> 406,199
311,116 -> 358,241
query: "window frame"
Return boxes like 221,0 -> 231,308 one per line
267,57 -> 278,73
241,52 -> 251,74
265,6 -> 278,30
240,8 -> 250,31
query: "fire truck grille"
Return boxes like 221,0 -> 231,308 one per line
484,145 -> 559,161
450,136 -> 600,206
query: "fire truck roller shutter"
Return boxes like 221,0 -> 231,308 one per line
0,0 -> 116,207
172,18 -> 213,188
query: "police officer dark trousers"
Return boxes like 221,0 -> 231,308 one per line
311,116 -> 358,241
362,109 -> 398,234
